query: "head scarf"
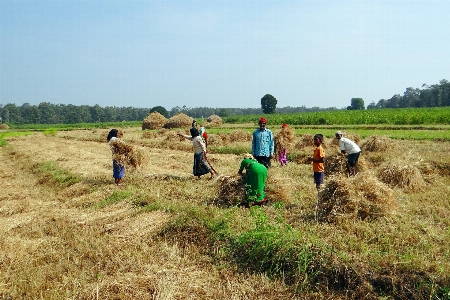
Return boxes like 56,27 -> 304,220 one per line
243,153 -> 255,160
190,127 -> 200,137
107,129 -> 118,142
282,123 -> 287,128
259,117 -> 267,124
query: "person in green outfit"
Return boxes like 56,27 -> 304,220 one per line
238,153 -> 268,207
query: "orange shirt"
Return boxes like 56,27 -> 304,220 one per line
313,145 -> 324,172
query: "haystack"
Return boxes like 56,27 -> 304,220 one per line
0,123 -> 9,130
213,175 -> 246,207
110,139 -> 143,168
142,112 -> 168,130
164,113 -> 193,129
377,161 -> 426,192
206,114 -> 222,127
361,136 -> 395,152
294,134 -> 314,149
317,174 -> 396,223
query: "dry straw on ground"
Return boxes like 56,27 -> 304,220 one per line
317,173 -> 396,223
377,161 -> 427,192
229,130 -> 252,142
361,135 -> 395,152
214,175 -> 246,207
206,114 -> 222,127
142,111 -> 168,130
164,112 -> 193,129
0,123 -> 9,129
110,139 -> 143,168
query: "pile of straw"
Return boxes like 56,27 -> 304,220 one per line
206,114 -> 222,127
213,175 -> 246,207
141,131 -> 158,139
361,136 -> 395,152
325,153 -> 348,176
164,113 -> 193,129
110,139 -> 143,168
206,134 -> 223,146
274,125 -> 295,151
0,123 -> 9,130
142,112 -> 168,130
229,130 -> 252,142
377,161 -> 426,192
294,134 -> 315,149
317,174 -> 396,222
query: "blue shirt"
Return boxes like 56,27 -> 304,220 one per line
252,128 -> 274,157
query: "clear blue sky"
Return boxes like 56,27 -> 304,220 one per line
1,1 -> 449,110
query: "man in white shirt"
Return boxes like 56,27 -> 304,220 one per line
335,131 -> 361,176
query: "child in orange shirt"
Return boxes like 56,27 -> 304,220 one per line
307,134 -> 325,190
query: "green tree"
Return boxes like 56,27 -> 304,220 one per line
150,106 -> 169,118
261,94 -> 277,114
218,108 -> 229,117
347,98 -> 365,110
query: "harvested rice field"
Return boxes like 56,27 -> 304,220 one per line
1,126 -> 450,299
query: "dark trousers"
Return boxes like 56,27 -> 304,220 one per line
255,156 -> 271,168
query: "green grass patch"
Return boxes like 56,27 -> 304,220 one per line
98,189 -> 133,208
35,161 -> 81,186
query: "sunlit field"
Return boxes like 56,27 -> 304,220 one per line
1,125 -> 449,299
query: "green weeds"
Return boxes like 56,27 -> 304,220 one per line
35,161 -> 81,186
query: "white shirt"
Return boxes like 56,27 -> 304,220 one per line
339,137 -> 361,154
183,135 -> 206,154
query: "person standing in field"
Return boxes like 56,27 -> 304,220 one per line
274,123 -> 295,166
107,128 -> 125,186
307,134 -> 325,190
238,153 -> 268,207
251,117 -> 274,168
178,127 -> 217,179
199,126 -> 208,149
335,131 -> 361,176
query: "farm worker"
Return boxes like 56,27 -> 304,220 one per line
274,123 -> 295,166
107,129 -> 125,186
199,126 -> 208,149
335,131 -> 361,176
251,117 -> 274,168
238,153 -> 268,207
178,128 -> 218,179
307,134 -> 325,190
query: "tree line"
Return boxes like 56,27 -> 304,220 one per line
1,79 -> 448,125
367,79 -> 450,109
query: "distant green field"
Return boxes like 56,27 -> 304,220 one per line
224,107 -> 450,125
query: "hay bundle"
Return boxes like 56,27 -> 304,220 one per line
354,176 -> 397,220
216,132 -> 230,144
207,134 -> 223,146
361,136 -> 395,152
142,112 -> 167,130
110,139 -> 143,168
164,113 -> 193,129
317,174 -> 396,222
206,114 -> 222,127
265,173 -> 294,203
0,123 -> 9,130
325,153 -> 348,176
165,131 -> 185,142
294,134 -> 314,149
377,161 -> 426,192
213,175 -> 246,207
274,125 -> 295,151
229,130 -> 252,142
317,175 -> 357,222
